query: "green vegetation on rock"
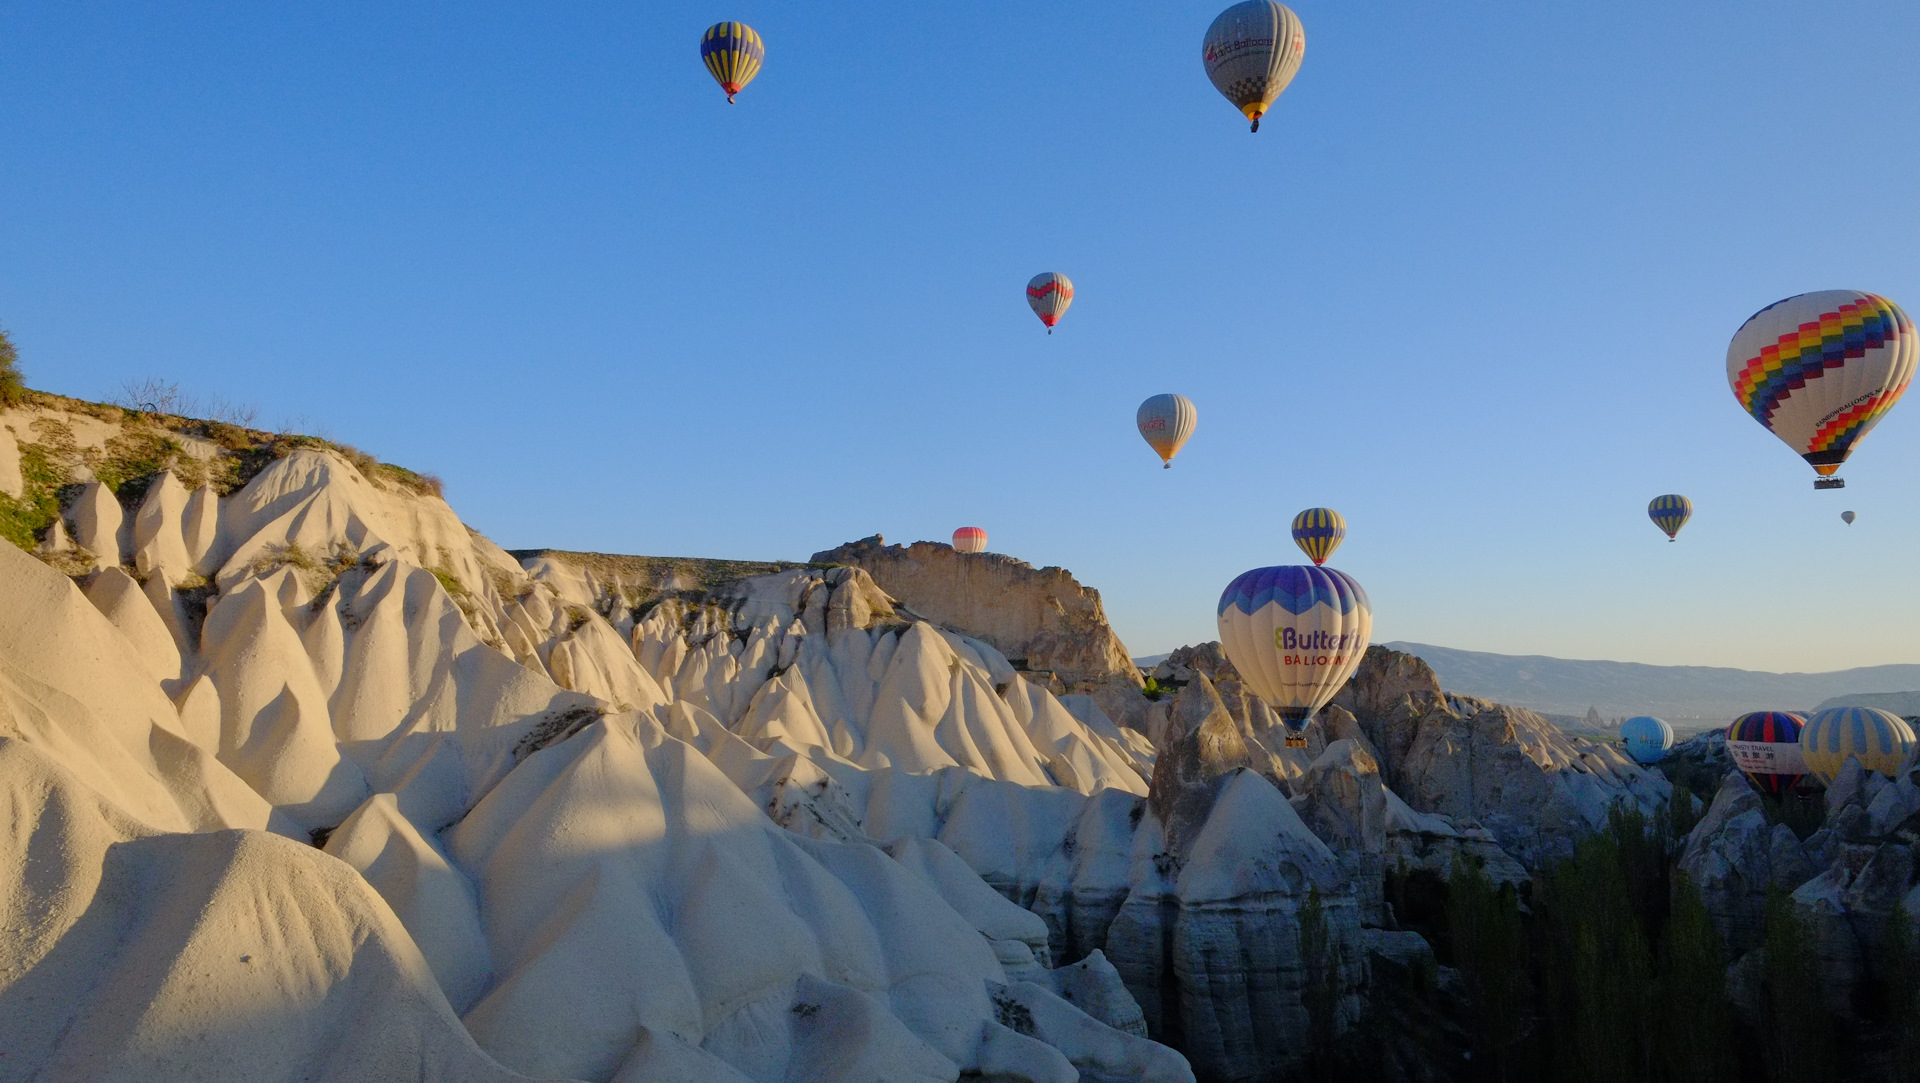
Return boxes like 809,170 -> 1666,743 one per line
0,327 -> 24,407
0,378 -> 445,556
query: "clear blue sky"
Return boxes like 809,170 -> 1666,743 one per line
3,2 -> 1917,671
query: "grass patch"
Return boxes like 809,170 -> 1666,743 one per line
0,442 -> 70,551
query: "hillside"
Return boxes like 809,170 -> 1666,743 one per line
1811,690 -> 1920,717
1389,641 -> 1920,721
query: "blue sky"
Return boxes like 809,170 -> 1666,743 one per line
2,2 -> 1916,671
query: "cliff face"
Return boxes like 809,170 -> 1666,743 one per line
809,535 -> 1141,692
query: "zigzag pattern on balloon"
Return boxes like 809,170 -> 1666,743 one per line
1218,564 -> 1367,617
1730,294 -> 1903,428
1807,388 -> 1904,457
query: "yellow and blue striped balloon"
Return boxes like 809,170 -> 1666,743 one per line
1647,494 -> 1692,541
700,22 -> 764,103
1290,507 -> 1346,566
1802,706 -> 1916,783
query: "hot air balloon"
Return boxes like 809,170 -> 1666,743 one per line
1725,711 -> 1809,796
952,527 -> 987,554
1290,508 -> 1346,566
1217,565 -> 1371,748
1620,716 -> 1674,765
1727,291 -> 1915,490
1137,394 -> 1197,469
1202,2 -> 1305,133
700,22 -> 764,103
1801,706 -> 1916,784
1027,273 -> 1073,334
1648,494 -> 1692,541
1842,510 -> 1856,525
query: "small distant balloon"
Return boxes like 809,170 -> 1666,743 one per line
1842,510 -> 1856,525
1216,565 -> 1372,748
1202,1 -> 1306,133
1648,494 -> 1692,541
1726,291 -> 1915,490
952,527 -> 987,554
1137,394 -> 1197,469
1026,273 -> 1074,334
1620,716 -> 1674,765
1290,508 -> 1346,566
700,22 -> 764,103
1726,711 -> 1808,796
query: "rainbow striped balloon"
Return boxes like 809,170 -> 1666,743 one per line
700,22 -> 764,103
1726,291 -> 1915,486
1290,508 -> 1346,566
1801,706 -> 1916,784
1647,494 -> 1692,541
1026,273 -> 1073,333
1726,711 -> 1808,795
952,527 -> 987,554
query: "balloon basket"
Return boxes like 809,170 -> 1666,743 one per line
1284,735 -> 1306,749
1815,477 -> 1845,490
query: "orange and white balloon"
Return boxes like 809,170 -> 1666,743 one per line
1137,394 -> 1197,468
952,527 -> 988,554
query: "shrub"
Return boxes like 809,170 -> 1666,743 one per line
0,327 -> 24,407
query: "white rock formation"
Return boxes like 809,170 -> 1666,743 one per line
0,426 -> 1190,1081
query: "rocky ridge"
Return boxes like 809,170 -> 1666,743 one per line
0,399 -> 1686,1082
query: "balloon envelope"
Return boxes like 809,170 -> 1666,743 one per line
1137,394 -> 1197,468
1648,494 -> 1692,540
1620,716 -> 1674,764
1726,291 -> 1915,482
1216,565 -> 1371,740
1802,706 -> 1916,784
700,22 -> 765,102
1290,508 -> 1346,566
952,527 -> 987,554
1026,273 -> 1073,332
1726,711 -> 1808,795
1842,510 -> 1856,524
1202,1 -> 1306,132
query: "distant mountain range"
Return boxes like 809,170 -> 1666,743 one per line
1385,642 -> 1920,722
